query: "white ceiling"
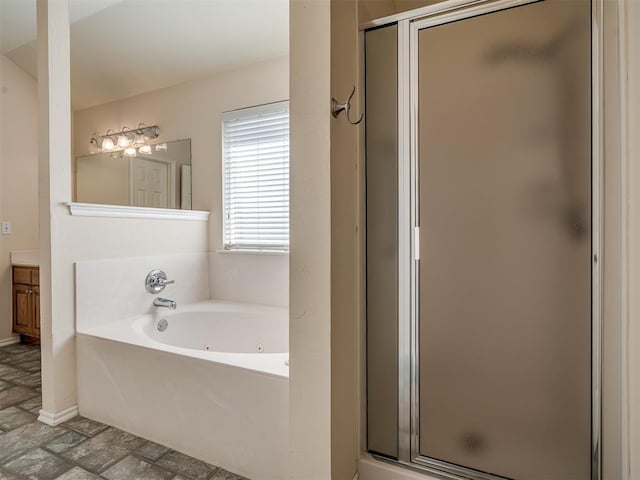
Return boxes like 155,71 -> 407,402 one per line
0,0 -> 289,110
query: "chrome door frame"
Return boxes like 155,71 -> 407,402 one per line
366,0 -> 604,478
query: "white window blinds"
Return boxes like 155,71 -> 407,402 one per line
222,101 -> 290,251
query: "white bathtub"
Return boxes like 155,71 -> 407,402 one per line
76,300 -> 289,480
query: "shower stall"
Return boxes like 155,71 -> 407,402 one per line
364,0 -> 599,478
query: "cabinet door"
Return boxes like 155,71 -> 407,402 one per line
13,284 -> 33,335
33,286 -> 40,335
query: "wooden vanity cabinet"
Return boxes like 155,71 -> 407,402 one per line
12,266 -> 40,341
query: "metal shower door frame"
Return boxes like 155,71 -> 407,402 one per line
390,0 -> 604,478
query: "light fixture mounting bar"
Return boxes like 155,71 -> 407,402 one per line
90,124 -> 160,146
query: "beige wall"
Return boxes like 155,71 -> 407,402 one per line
73,56 -> 289,251
330,0 -> 360,479
289,0 -> 332,478
0,55 -> 39,342
289,0 -> 362,477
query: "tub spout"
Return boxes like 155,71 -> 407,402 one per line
154,297 -> 177,309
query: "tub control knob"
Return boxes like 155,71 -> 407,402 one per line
145,269 -> 175,294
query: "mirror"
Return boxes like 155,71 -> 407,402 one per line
76,139 -> 191,210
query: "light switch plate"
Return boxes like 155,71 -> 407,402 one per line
1,221 -> 12,235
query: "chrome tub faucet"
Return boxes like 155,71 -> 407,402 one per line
153,297 -> 177,309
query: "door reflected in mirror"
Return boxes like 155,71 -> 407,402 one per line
75,139 -> 192,210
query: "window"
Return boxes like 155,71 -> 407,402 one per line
222,101 -> 290,251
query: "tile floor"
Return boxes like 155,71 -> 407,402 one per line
0,343 -> 248,480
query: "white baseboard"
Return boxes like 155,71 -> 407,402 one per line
38,405 -> 79,426
0,335 -> 20,347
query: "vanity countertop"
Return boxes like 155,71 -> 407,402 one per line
11,250 -> 40,267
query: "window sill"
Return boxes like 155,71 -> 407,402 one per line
215,249 -> 289,256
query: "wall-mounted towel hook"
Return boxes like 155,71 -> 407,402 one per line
331,86 -> 364,125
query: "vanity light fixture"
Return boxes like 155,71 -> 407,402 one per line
117,127 -> 131,148
155,143 -> 168,152
124,146 -> 137,157
99,129 -> 116,151
89,133 -> 102,154
102,137 -> 115,152
134,123 -> 153,155
133,123 -> 148,147
134,132 -> 146,147
89,124 -> 161,155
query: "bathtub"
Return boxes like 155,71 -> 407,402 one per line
76,300 -> 289,480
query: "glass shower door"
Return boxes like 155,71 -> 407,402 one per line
415,1 -> 592,478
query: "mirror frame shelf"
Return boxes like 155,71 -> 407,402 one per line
65,202 -> 209,221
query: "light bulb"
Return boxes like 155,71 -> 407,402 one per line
101,137 -> 115,151
117,134 -> 131,148
124,146 -> 137,157
139,145 -> 152,155
155,143 -> 167,151
133,132 -> 146,147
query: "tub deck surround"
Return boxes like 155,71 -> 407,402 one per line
0,344 -> 248,480
76,301 -> 289,480
75,253 -> 211,333
79,300 -> 289,379
208,251 -> 288,307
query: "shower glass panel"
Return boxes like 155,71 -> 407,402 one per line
365,24 -> 400,459
417,1 -> 591,478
